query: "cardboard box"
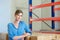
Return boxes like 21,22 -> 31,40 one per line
30,36 -> 37,40
56,34 -> 60,40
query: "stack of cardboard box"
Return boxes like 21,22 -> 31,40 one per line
25,32 -> 59,40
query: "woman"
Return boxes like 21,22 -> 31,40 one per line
8,10 -> 31,40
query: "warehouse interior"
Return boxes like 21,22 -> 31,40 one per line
0,0 -> 60,40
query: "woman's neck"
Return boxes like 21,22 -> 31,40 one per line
13,20 -> 20,28
14,20 -> 20,24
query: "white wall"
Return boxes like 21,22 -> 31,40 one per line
41,0 -> 60,31
32,0 -> 42,31
55,0 -> 60,30
41,0 -> 52,31
0,0 -> 12,33
0,0 -> 16,33
10,0 -> 16,22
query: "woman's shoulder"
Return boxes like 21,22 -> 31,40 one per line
20,21 -> 25,23
7,22 -> 13,27
20,21 -> 27,24
20,21 -> 27,25
8,22 -> 12,25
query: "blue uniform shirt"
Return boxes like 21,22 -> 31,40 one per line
8,21 -> 31,40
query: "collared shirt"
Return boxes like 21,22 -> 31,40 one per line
8,21 -> 31,40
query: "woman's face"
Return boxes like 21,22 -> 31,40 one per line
15,13 -> 23,21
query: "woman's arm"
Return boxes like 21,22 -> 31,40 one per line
13,33 -> 30,40
8,23 -> 15,40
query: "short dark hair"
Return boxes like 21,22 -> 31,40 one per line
15,9 -> 23,15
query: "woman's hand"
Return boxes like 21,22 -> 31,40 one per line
13,36 -> 23,40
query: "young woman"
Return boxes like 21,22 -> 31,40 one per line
8,10 -> 31,40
